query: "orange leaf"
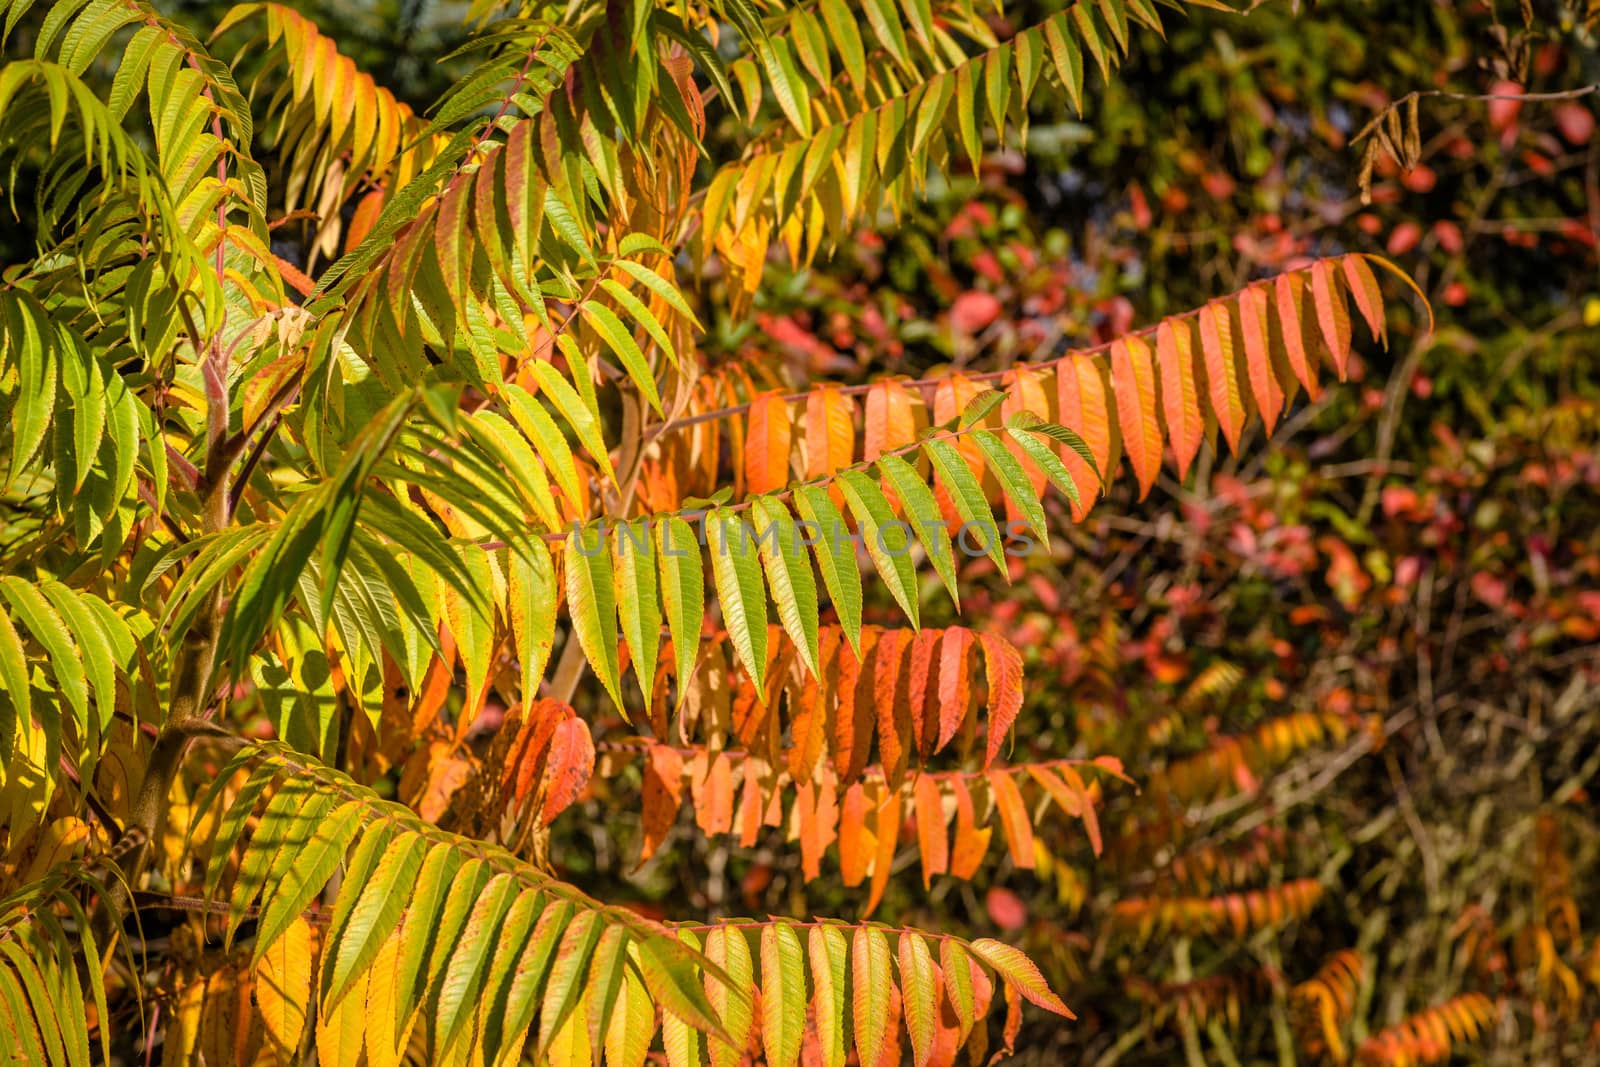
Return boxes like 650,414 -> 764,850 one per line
692,751 -> 735,836
935,627 -> 975,753
864,380 -> 917,461
1110,336 -> 1161,499
866,786 -> 903,916
1054,355 -> 1116,519
913,773 -> 949,888
874,629 -> 912,787
906,629 -> 941,759
1310,259 -> 1353,379
746,391 -> 793,495
798,779 -> 840,882
839,782 -> 875,887
1028,764 -> 1102,856
637,743 -> 684,866
1238,285 -> 1283,433
805,386 -> 857,478
511,698 -> 573,802
1199,301 -> 1246,453
539,715 -> 594,825
344,189 -> 386,252
1274,271 -> 1322,399
987,770 -> 1035,869
979,633 -> 1023,767
737,754 -> 769,848
1059,765 -> 1101,855
1156,319 -> 1203,479
948,776 -> 991,881
833,629 -> 874,783
1341,254 -> 1387,347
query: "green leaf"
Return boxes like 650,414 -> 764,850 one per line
656,517 -> 704,703
613,519 -> 661,702
491,898 -> 572,1067
0,608 -> 32,758
897,933 -> 937,1067
0,576 -> 87,734
636,932 -> 726,1036
749,497 -> 820,676
973,429 -> 1049,548
851,926 -> 893,1067
876,454 -> 960,609
760,922 -> 805,1067
226,778 -> 323,948
818,0 -> 865,91
254,800 -> 363,962
474,888 -> 544,1065
581,299 -> 662,415
391,842 -> 462,1047
500,383 -> 587,514
791,485 -> 863,657
509,539 -> 558,702
707,509 -> 768,689
528,360 -> 616,484
566,523 -> 625,711
1005,426 -> 1083,511
809,925 -> 848,1067
612,258 -> 699,324
435,873 -> 517,1048
941,940 -> 975,1041
204,766 -> 277,898
957,388 -> 1006,430
599,277 -> 677,367
322,832 -> 424,1010
535,910 -> 602,1057
705,926 -> 754,1067
921,437 -> 1006,572
835,470 -> 920,629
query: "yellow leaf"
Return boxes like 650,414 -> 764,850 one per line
317,961 -> 367,1067
256,916 -> 314,1056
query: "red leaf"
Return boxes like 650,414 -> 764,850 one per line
539,715 -> 594,826
985,887 -> 1029,932
950,291 -> 1002,334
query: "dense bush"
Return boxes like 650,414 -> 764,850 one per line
0,1 -> 1595,1065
